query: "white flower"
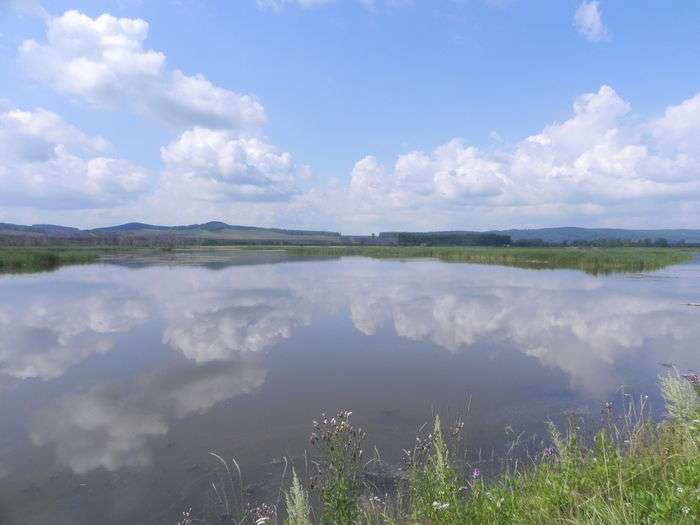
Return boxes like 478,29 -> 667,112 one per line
682,506 -> 690,515
432,501 -> 449,511
255,518 -> 270,525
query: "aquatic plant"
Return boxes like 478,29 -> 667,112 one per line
271,245 -> 695,275
0,247 -> 99,273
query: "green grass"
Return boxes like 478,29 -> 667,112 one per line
201,375 -> 699,524
327,375 -> 698,524
272,246 -> 695,274
0,247 -> 100,273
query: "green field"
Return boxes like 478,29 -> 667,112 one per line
0,247 -> 100,273
273,245 -> 695,274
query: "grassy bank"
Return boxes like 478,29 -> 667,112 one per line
0,247 -> 100,273
200,374 -> 699,524
275,246 -> 695,274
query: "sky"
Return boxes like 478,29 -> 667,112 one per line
0,0 -> 699,233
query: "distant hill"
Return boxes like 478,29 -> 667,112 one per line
0,221 -> 342,245
489,227 -> 700,244
89,221 -> 342,242
380,227 -> 700,244
1,222 -> 699,246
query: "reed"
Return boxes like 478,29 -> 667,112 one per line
277,246 -> 695,274
0,247 -> 100,273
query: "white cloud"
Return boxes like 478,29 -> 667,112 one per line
19,10 -> 265,131
160,128 -> 309,202
256,0 -> 410,12
652,91 -> 700,153
0,107 -> 152,209
257,0 -> 335,10
338,85 -> 700,230
574,1 -> 608,42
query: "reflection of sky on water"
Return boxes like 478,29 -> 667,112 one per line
0,279 -> 150,383
0,256 -> 697,485
30,361 -> 266,474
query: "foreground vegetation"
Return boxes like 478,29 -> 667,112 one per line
0,247 -> 100,273
277,245 -> 695,274
198,374 -> 699,524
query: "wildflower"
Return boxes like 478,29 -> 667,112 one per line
472,468 -> 481,479
432,501 -> 449,511
682,373 -> 699,385
543,446 -> 555,457
677,486 -> 684,494
682,506 -> 690,515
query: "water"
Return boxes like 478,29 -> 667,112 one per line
0,253 -> 698,524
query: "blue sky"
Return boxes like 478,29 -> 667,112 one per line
0,0 -> 699,232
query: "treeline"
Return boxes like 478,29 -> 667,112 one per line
397,232 -> 511,246
512,237 -> 698,248
0,234 -> 343,248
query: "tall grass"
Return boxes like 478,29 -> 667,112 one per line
0,247 -> 100,273
275,246 -> 695,274
202,373 -> 699,524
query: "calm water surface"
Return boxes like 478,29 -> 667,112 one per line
0,253 -> 698,523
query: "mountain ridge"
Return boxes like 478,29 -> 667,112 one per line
1,222 -> 700,244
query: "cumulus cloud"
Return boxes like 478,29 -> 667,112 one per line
574,1 -> 608,42
651,91 -> 700,153
11,9 -> 317,211
257,0 -> 409,12
257,0 -> 335,10
0,107 -> 151,209
339,85 -> 700,230
160,128 -> 309,202
19,10 -> 265,131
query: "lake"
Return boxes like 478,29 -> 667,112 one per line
0,252 -> 698,524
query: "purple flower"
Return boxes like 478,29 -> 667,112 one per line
472,468 -> 481,480
682,373 -> 699,385
543,447 -> 556,457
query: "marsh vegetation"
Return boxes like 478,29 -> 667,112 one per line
0,245 -> 694,275
200,374 -> 699,524
0,247 -> 100,273
274,246 -> 695,274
